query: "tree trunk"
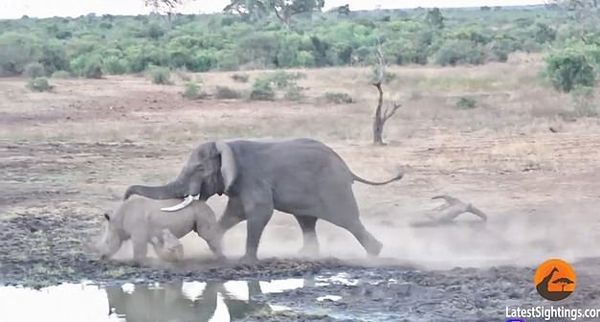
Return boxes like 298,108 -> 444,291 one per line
372,83 -> 384,146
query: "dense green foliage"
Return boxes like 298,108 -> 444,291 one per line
0,5 -> 574,78
545,48 -> 596,92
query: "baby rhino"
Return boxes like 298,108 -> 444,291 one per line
94,196 -> 223,263
151,228 -> 184,262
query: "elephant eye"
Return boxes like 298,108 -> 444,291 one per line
104,213 -> 110,221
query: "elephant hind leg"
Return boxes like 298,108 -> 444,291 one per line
293,215 -> 319,257
317,186 -> 383,257
344,220 -> 383,256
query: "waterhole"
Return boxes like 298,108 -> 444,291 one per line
0,275 -> 357,322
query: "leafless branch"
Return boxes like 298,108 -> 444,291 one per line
373,38 -> 384,87
383,102 -> 401,122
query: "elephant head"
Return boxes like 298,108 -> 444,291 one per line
124,141 -> 237,211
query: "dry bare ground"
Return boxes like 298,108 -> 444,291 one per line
2,53 -> 600,320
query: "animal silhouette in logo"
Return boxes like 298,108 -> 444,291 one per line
534,259 -> 577,301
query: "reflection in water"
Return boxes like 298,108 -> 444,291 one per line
0,278 -> 307,322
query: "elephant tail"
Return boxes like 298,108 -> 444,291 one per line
351,170 -> 404,186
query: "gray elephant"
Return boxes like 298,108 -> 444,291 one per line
124,138 -> 403,262
94,196 -> 223,262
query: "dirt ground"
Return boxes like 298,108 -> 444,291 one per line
2,58 -> 600,320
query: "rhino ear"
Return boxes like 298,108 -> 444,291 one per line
215,141 -> 237,193
104,213 -> 110,221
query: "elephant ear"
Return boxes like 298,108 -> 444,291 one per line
215,141 -> 237,193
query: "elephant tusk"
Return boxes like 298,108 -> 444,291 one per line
161,194 -> 199,212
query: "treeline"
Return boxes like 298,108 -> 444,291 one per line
0,5 -> 577,78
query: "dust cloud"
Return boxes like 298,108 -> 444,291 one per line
110,194 -> 600,270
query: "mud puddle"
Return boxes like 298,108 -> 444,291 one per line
0,275 -> 363,322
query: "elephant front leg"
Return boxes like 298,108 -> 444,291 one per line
213,197 -> 246,257
294,215 -> 319,257
240,199 -> 274,263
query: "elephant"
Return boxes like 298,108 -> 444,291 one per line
94,196 -> 223,262
124,138 -> 403,262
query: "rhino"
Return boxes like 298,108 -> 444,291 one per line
94,196 -> 223,263
151,228 -> 184,262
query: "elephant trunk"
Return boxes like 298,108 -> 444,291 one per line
124,181 -> 183,200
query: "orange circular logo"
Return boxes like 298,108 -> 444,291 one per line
534,258 -> 577,301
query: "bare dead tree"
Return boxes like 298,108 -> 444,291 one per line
372,40 -> 401,146
144,0 -> 190,29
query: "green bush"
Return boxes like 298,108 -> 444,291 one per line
264,71 -> 291,89
284,85 -> 304,101
250,79 -> 275,101
456,96 -> 477,109
545,49 -> 596,93
215,86 -> 242,99
26,77 -> 53,92
491,47 -> 509,62
39,42 -> 69,75
0,33 -> 39,76
102,56 -> 127,75
70,55 -> 103,79
231,74 -> 249,83
324,92 -> 353,104
149,66 -> 172,85
24,62 -> 46,78
51,70 -> 71,78
435,40 -> 486,66
183,82 -> 202,99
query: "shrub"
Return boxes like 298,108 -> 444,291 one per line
183,82 -> 202,99
0,32 -> 38,76
70,55 -> 103,79
324,92 -> 353,104
435,40 -> 486,66
264,70 -> 291,89
24,62 -> 46,78
545,49 -> 596,93
215,86 -> 242,99
39,42 -> 69,75
491,47 -> 509,62
102,56 -> 127,75
149,66 -> 172,85
571,85 -> 597,117
456,96 -> 477,109
26,77 -> 53,92
51,70 -> 70,78
250,79 -> 275,101
231,74 -> 249,83
284,85 -> 304,101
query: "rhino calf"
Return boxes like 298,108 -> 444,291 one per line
94,196 -> 223,262
151,228 -> 184,262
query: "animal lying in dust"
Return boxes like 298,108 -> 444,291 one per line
151,229 -> 184,262
410,194 -> 488,228
94,196 -> 223,262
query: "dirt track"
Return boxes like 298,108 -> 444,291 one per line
2,69 -> 600,320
